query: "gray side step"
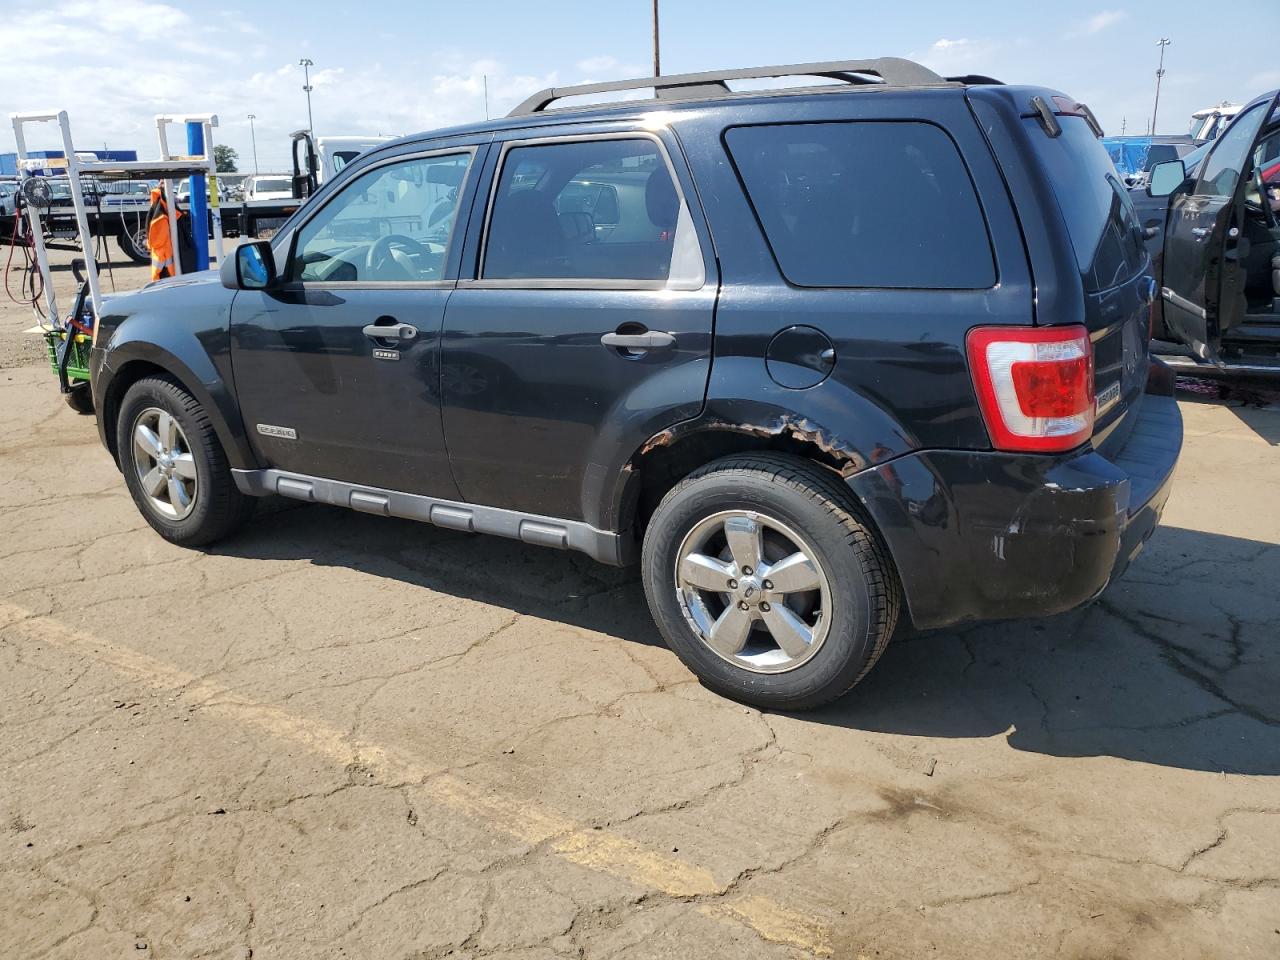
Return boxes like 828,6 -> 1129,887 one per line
231,469 -> 632,566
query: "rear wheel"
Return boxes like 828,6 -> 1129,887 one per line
117,376 -> 253,546
117,224 -> 150,265
642,454 -> 900,711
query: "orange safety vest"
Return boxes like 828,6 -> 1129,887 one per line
147,185 -> 177,280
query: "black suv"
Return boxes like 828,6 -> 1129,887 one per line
88,59 -> 1183,710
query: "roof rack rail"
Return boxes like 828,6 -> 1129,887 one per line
509,57 -> 949,117
945,74 -> 1004,85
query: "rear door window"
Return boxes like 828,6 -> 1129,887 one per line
482,137 -> 703,286
724,121 -> 996,289
1023,115 -> 1148,291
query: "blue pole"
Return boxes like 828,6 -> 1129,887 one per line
186,121 -> 209,270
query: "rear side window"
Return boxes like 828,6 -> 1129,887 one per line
725,121 -> 995,289
482,137 -> 703,286
1024,116 -> 1148,291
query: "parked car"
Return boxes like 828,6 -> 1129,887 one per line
1129,140 -> 1212,254
1103,134 -> 1198,187
87,59 -> 1182,709
243,175 -> 294,202
1147,89 -> 1280,374
0,179 -> 17,236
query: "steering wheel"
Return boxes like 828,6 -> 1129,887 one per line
1251,165 -> 1277,228
365,234 -> 437,280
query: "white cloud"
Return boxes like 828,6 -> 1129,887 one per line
0,0 -> 623,173
912,37 -> 1003,74
575,55 -> 648,81
1071,9 -> 1127,37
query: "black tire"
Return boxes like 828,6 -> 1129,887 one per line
117,224 -> 150,265
117,376 -> 253,546
641,453 -> 900,711
63,382 -> 94,415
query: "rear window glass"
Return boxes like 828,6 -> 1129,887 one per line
1024,116 -> 1148,291
725,121 -> 995,289
483,138 -> 684,283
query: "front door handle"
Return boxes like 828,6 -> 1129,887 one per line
363,321 -> 418,342
600,330 -> 675,350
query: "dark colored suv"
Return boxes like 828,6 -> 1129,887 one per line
88,59 -> 1183,710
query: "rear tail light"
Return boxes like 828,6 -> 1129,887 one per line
966,325 -> 1095,453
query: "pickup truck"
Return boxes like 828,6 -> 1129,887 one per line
5,135 -> 391,263
1146,89 -> 1280,376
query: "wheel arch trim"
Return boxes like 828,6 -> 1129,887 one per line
96,336 -> 256,471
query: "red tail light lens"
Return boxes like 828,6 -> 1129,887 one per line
966,325 -> 1095,453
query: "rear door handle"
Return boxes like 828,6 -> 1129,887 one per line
363,321 -> 418,342
600,330 -> 675,350
1191,227 -> 1211,239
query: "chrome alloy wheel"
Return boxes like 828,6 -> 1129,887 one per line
674,510 -> 832,674
131,407 -> 198,521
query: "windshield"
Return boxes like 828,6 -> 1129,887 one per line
332,151 -> 361,173
253,178 -> 290,193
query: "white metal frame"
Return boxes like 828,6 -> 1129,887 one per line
9,109 -> 224,344
156,114 -> 225,268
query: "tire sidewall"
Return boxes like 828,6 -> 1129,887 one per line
643,468 -> 881,708
118,226 -> 150,265
117,379 -> 221,545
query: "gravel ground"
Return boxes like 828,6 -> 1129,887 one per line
2,246 -> 1279,959
1,239 -> 152,369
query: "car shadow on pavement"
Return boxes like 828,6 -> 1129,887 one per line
1175,376 -> 1280,445
809,523 -> 1280,776
218,506 -> 1279,776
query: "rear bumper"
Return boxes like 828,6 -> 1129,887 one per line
848,386 -> 1183,630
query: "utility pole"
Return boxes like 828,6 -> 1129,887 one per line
1150,38 -> 1170,135
299,57 -> 315,138
652,0 -> 661,76
1120,116 -> 1127,136
247,114 -> 259,175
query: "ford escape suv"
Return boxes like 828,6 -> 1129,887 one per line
87,59 -> 1183,710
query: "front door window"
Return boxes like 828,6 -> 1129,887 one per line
291,152 -> 472,283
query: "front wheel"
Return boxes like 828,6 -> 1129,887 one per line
641,454 -> 900,711
117,376 -> 254,546
62,382 -> 94,415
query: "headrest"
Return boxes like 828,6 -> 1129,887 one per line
645,171 -> 679,231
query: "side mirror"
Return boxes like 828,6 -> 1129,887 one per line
1148,159 -> 1187,198
221,240 -> 277,290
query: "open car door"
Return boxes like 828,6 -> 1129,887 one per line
1158,92 -> 1279,361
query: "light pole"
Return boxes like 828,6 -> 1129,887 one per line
652,0 -> 661,76
299,57 -> 315,138
247,113 -> 259,175
1150,38 -> 1170,135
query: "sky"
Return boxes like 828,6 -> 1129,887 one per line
2,0 -> 1276,173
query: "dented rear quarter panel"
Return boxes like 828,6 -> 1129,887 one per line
597,93 -> 1036,528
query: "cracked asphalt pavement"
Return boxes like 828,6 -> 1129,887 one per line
3,257 -> 1280,958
